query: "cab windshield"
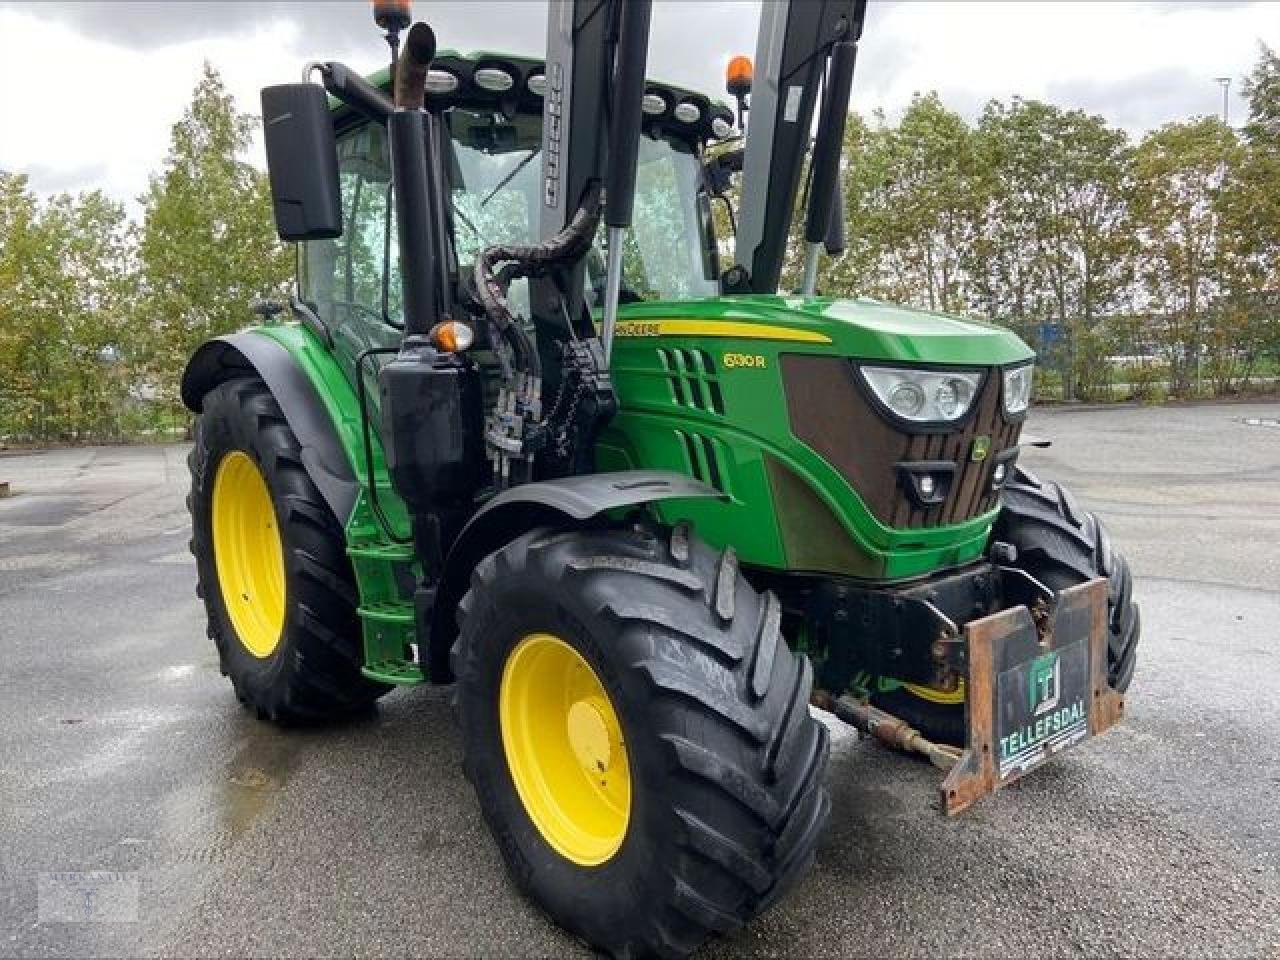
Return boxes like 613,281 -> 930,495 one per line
298,106 -> 720,350
448,106 -> 720,305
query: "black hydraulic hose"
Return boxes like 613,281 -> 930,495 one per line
472,187 -> 603,381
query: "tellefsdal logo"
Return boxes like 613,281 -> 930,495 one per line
1029,651 -> 1061,716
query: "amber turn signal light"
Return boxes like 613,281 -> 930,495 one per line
429,321 -> 475,353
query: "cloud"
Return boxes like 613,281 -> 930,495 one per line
22,161 -> 111,195
2,1 -> 550,57
1,0 -> 1276,209
1046,68 -> 1236,133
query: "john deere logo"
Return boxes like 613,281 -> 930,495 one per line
971,435 -> 991,462
1029,651 -> 1061,716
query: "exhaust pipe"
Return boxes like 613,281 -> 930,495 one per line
388,21 -> 439,335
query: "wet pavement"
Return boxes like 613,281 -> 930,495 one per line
2,401 -> 1278,957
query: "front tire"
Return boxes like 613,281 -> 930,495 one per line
189,377 -> 388,723
872,466 -> 1140,746
452,524 -> 830,958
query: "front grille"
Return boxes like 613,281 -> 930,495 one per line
781,355 -> 1022,529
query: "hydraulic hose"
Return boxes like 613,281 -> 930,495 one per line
472,186 -> 602,381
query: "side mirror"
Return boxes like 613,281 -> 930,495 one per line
261,83 -> 343,241
703,147 -> 743,196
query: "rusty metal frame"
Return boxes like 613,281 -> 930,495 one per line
939,577 -> 1124,814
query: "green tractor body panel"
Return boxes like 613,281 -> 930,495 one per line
243,325 -> 425,685
235,283 -> 1034,637
603,295 -> 1034,581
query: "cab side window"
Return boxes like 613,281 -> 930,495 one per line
299,123 -> 401,368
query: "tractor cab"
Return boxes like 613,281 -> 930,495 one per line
299,53 -> 729,374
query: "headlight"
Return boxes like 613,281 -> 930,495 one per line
1002,364 -> 1034,415
860,366 -> 983,424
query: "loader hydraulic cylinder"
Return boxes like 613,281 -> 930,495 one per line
600,0 -> 652,364
801,39 -> 856,297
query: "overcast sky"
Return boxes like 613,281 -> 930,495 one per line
1,0 -> 1276,213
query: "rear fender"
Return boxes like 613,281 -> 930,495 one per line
181,331 -> 360,525
428,471 -> 721,681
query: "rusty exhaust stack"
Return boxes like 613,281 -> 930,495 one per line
393,21 -> 435,110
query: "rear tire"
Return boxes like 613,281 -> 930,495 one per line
189,377 -> 388,723
452,523 -> 830,958
872,466 -> 1140,746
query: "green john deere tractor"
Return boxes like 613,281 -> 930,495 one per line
182,0 -> 1140,954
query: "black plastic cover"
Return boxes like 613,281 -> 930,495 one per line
379,341 -> 486,513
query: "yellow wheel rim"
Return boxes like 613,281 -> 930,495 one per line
902,680 -> 966,705
212,451 -> 286,659
499,633 -> 631,866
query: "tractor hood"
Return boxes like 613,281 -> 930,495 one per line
615,295 -> 1034,367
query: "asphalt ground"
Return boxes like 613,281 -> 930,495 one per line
2,400 -> 1278,958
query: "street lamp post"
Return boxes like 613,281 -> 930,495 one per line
1214,76 -> 1231,125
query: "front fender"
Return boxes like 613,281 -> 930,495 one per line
181,330 -> 361,525
428,471 -> 721,681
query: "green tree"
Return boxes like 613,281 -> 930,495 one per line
1243,43 -> 1280,147
138,62 -> 290,401
972,99 -> 1132,399
1233,45 -> 1280,297
1237,45 -> 1280,375
1130,118 -> 1243,397
0,173 -> 137,440
857,94 -> 983,313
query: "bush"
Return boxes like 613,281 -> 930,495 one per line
1124,361 -> 1170,403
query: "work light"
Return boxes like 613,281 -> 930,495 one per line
474,67 -> 515,92
673,101 -> 701,124
424,69 -> 459,94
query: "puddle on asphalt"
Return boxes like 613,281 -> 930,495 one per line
156,726 -> 304,864
218,731 -> 302,839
